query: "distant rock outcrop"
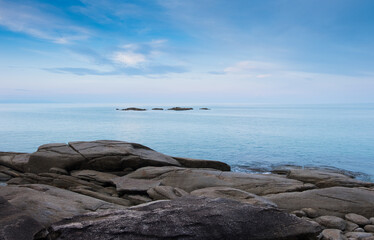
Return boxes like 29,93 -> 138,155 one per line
152,108 -> 164,110
118,107 -> 147,111
167,107 -> 193,111
199,107 -> 210,110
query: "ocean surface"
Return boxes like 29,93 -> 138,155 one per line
0,103 -> 373,181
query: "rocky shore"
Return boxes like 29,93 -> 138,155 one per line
0,140 -> 374,240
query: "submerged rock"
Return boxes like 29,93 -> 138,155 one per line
42,196 -> 321,240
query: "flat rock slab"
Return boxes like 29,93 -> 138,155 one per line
44,196 -> 321,240
172,156 -> 231,171
265,187 -> 374,218
0,184 -> 125,226
0,152 -> 30,172
71,170 -> 118,185
126,166 -> 316,195
112,176 -> 161,193
191,187 -> 277,208
0,196 -> 43,240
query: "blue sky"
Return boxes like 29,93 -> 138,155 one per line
1,0 -> 374,103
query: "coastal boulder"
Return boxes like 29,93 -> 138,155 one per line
0,152 -> 30,172
0,184 -> 125,226
190,187 -> 277,208
172,156 -> 231,171
0,196 -> 44,240
264,187 -> 374,218
42,196 -> 321,240
126,166 -> 316,195
147,186 -> 188,200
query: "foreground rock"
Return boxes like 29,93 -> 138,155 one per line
42,196 -> 321,240
0,184 -> 125,226
0,196 -> 43,240
126,166 -> 315,195
265,187 -> 374,218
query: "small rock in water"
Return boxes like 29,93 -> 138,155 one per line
120,107 -> 147,111
168,107 -> 193,111
199,107 -> 210,110
152,108 -> 164,110
345,213 -> 371,226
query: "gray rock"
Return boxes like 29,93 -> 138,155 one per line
315,216 -> 346,230
371,217 -> 374,225
345,221 -> 359,232
365,225 -> 374,233
69,140 -> 181,170
345,213 -> 371,226
112,176 -> 161,193
172,156 -> 230,171
0,184 -> 125,226
286,169 -> 374,188
302,208 -> 319,218
147,186 -> 188,200
354,227 -> 365,232
27,143 -> 85,173
265,187 -> 374,218
69,187 -> 131,206
191,187 -> 277,208
126,166 -> 315,195
320,229 -> 347,240
291,210 -> 306,217
345,232 -> 373,239
71,169 -> 118,185
0,152 -> 30,172
43,196 -> 322,240
122,194 -> 153,205
0,196 -> 44,240
0,172 -> 11,181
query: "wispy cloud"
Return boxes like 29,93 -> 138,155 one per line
112,52 -> 146,67
0,0 -> 90,44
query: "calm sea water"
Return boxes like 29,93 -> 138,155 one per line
0,103 -> 373,181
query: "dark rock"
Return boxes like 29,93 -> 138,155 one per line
120,107 -> 146,111
345,221 -> 359,232
152,108 -> 164,110
168,107 -> 193,111
49,167 -> 68,175
71,170 -> 118,185
301,208 -> 319,218
265,187 -> 374,218
199,108 -> 210,110
173,156 -> 231,171
0,152 -> 30,172
0,196 -> 44,240
0,172 -> 11,181
42,196 -> 321,240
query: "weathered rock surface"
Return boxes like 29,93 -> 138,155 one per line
345,232 -> 373,239
345,213 -> 371,226
320,229 -> 347,240
0,196 -> 44,240
365,225 -> 374,233
126,166 -> 315,194
191,187 -> 277,208
71,169 -> 118,185
0,184 -> 125,226
172,156 -> 231,171
285,169 -> 374,188
42,196 -> 321,240
112,176 -> 161,193
315,216 -> 346,230
265,187 -> 374,218
147,186 -> 188,200
0,152 -> 30,172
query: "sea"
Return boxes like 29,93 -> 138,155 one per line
0,103 -> 373,181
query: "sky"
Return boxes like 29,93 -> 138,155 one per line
1,0 -> 374,104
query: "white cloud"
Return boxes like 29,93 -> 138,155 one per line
224,61 -> 278,74
113,51 -> 146,67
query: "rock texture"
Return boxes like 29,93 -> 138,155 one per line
0,196 -> 43,240
42,196 -> 321,240
265,187 -> 374,218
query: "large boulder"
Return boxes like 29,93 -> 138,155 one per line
264,187 -> 374,218
0,184 -> 125,226
43,196 -> 321,240
126,166 -> 316,195
191,187 -> 277,208
0,196 -> 43,240
0,152 -> 30,172
27,143 -> 85,173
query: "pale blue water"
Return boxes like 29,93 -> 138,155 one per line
0,103 -> 373,181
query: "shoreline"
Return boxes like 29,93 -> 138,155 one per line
1,140 -> 374,239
